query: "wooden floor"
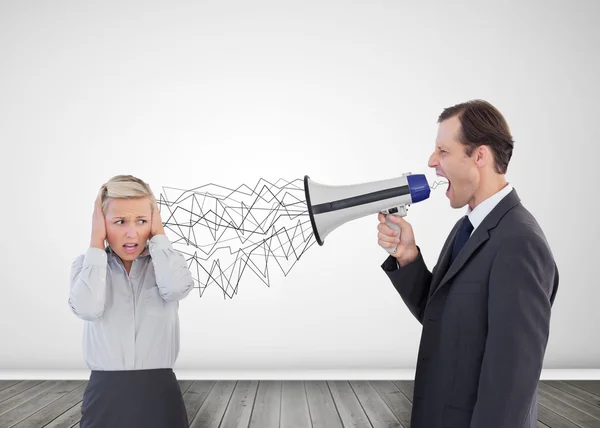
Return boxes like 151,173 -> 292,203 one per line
0,379 -> 599,427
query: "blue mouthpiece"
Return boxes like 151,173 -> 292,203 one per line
406,174 -> 430,203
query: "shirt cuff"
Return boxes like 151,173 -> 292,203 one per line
84,247 -> 107,266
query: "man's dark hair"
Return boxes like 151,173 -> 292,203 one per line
438,99 -> 514,174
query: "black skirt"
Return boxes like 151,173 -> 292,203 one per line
80,368 -> 188,428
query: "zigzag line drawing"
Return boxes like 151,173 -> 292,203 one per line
156,178 -> 316,299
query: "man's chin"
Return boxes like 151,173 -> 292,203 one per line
447,195 -> 464,209
446,188 -> 456,207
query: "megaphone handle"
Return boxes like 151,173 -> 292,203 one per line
384,207 -> 407,254
385,215 -> 401,253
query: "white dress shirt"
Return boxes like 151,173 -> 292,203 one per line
466,183 -> 513,236
68,234 -> 194,371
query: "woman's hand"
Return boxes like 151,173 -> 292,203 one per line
150,197 -> 165,239
90,186 -> 107,249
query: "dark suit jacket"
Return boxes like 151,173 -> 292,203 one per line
382,188 -> 559,428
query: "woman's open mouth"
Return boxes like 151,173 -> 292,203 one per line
123,243 -> 138,254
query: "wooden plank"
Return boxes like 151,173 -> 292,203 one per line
0,381 -> 44,404
0,381 -> 62,417
327,381 -> 372,428
305,381 -> 343,428
0,382 -> 21,393
349,381 -> 401,428
11,382 -> 86,428
182,381 -> 216,424
219,380 -> 259,428
189,380 -> 236,428
539,382 -> 600,421
40,402 -> 83,428
178,380 -> 194,394
391,381 -> 414,403
545,381 -> 600,407
280,381 -> 311,428
248,381 -> 281,428
4,377 -> 600,428
565,381 -> 600,400
538,404 -> 581,428
537,389 -> 600,428
370,381 -> 412,427
0,381 -> 82,428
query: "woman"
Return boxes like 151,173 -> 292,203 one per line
68,174 -> 193,428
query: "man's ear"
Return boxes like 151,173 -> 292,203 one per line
474,145 -> 489,167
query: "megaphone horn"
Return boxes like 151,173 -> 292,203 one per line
304,173 -> 430,253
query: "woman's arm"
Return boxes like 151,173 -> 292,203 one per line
68,248 -> 108,321
149,234 -> 194,301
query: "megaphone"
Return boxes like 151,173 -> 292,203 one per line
304,173 -> 430,253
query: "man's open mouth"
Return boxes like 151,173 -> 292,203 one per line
437,174 -> 450,190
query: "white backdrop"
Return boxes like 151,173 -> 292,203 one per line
1,0 -> 598,375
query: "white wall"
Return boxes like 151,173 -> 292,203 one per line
1,0 -> 598,374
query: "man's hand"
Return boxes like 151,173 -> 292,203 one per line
377,212 -> 418,266
150,197 -> 165,238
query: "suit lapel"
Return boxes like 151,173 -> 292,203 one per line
427,188 -> 521,303
428,225 -> 456,299
435,228 -> 490,294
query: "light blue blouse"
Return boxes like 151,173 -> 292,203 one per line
68,234 -> 194,370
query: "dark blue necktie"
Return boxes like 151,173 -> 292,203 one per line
450,215 -> 474,264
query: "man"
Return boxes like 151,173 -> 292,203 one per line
378,99 -> 559,428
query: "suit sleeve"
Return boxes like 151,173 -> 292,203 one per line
149,234 -> 194,301
381,247 -> 433,324
470,234 -> 557,428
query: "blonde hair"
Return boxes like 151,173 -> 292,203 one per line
100,174 -> 156,215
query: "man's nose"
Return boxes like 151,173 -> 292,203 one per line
428,152 -> 438,168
